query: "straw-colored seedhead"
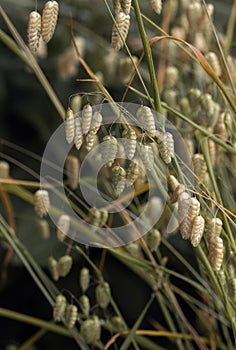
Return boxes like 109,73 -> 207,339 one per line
82,104 -> 93,135
192,153 -> 207,182
80,267 -> 90,293
111,165 -> 126,196
64,304 -> 78,328
149,0 -> 162,14
34,190 -> 50,217
208,235 -> 224,272
27,11 -> 41,54
158,132 -> 174,164
190,215 -> 205,247
111,11 -> 130,51
48,256 -> 59,281
122,129 -> 137,160
101,135 -> 118,167
95,282 -> 111,309
79,295 -> 90,317
58,255 -> 73,277
53,294 -> 67,322
65,108 -> 75,144
65,155 -> 80,190
41,0 -> 59,43
139,144 -> 154,171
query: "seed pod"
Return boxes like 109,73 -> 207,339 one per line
126,242 -> 142,258
121,0 -> 132,15
192,153 -> 207,182
178,191 -> 191,224
85,130 -> 96,151
164,66 -> 179,89
34,190 -> 50,217
168,174 -> 180,192
145,229 -> 161,252
162,89 -> 177,108
205,218 -> 223,237
110,316 -> 126,332
205,52 -> 222,77
126,159 -> 140,187
53,294 -> 67,322
208,235 -> 224,272
137,106 -> 156,136
169,184 -> 186,204
81,317 -> 100,344
95,282 -> 111,309
208,138 -> 216,166
74,117 -> 83,150
139,144 -> 154,171
48,256 -> 59,281
58,255 -> 73,277
90,111 -> 102,134
179,97 -> 191,116
184,138 -> 195,158
64,304 -> 78,328
0,161 -> 10,179
187,88 -> 201,109
200,94 -> 215,119
218,270 -> 226,286
190,215 -> 205,247
112,165 -> 126,196
82,104 -> 93,135
79,295 -> 90,317
88,207 -> 101,227
113,0 -> 122,14
179,197 -> 200,240
186,2 -> 203,30
41,0 -> 59,43
149,0 -> 162,14
65,108 -> 75,144
214,113 -> 228,142
70,95 -> 82,114
100,210 -> 108,226
158,132 -> 174,164
56,214 -> 70,241
27,11 -> 41,54
101,135 -> 118,167
80,267 -> 90,292
65,155 -> 79,190
122,129 -> 137,160
230,278 -> 236,303
37,219 -> 50,240
111,12 -> 130,51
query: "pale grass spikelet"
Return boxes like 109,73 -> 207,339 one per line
111,12 -> 130,51
208,235 -> 224,272
158,132 -> 174,164
70,95 -> 82,114
57,214 -> 70,242
162,89 -> 178,108
205,218 -> 223,238
187,88 -> 201,109
113,0 -> 122,14
58,255 -> 73,277
190,215 -> 205,247
0,161 -> 10,179
111,165 -> 126,196
41,1 -> 59,44
139,144 -> 154,171
34,190 -> 50,217
137,106 -> 156,136
168,174 -> 180,192
230,278 -> 236,303
85,130 -> 96,151
205,52 -> 222,77
186,2 -> 203,30
122,129 -> 137,160
179,196 -> 200,240
80,267 -> 90,293
178,191 -> 191,225
74,117 -> 83,151
79,295 -> 90,317
64,304 -> 78,328
101,135 -> 118,167
192,153 -> 207,182
90,111 -> 102,134
65,155 -> 79,190
169,184 -> 186,204
184,138 -> 195,158
95,282 -> 111,309
208,138 -> 216,166
48,256 -> 59,281
164,65 -> 179,89
81,316 -> 101,344
65,108 -> 75,144
27,11 -> 41,54
110,316 -> 126,332
149,0 -> 162,14
88,207 -> 101,227
100,210 -> 108,227
145,229 -> 161,252
179,97 -> 191,116
37,219 -> 50,240
53,294 -> 67,322
214,112 -> 228,142
82,104 -> 93,135
126,159 -> 140,187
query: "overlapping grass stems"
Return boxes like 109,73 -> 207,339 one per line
0,0 -> 236,349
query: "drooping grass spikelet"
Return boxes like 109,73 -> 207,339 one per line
65,155 -> 79,190
111,165 -> 126,196
48,256 -> 59,281
34,190 -> 50,217
192,153 -> 207,182
136,106 -> 156,136
126,159 -> 140,187
149,0 -> 162,14
90,111 -> 102,134
139,144 -> 154,171
0,161 -> 10,179
158,132 -> 174,164
208,235 -> 224,272
205,218 -> 223,238
88,207 -> 101,227
74,117 -> 83,150
145,229 -> 161,252
64,304 -> 78,328
79,295 -> 90,317
82,104 -> 93,135
122,129 -> 137,160
80,267 -> 90,293
41,0 -> 59,44
113,0 -> 122,14
100,210 -> 108,226
190,215 -> 205,247
58,255 -> 73,277
56,214 -> 70,241
205,51 -> 222,77
37,219 -> 50,240
95,282 -> 111,309
101,135 -> 118,167
80,316 -> 101,344
53,294 -> 67,322
111,11 -> 130,51
65,108 -> 75,144
121,0 -> 132,15
85,130 -> 96,151
164,65 -> 179,89
179,196 -> 200,240
27,11 -> 41,54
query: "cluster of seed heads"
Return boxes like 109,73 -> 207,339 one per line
88,207 -> 108,228
48,255 -> 73,281
34,190 -> 50,217
53,296 -> 78,328
27,1 -> 59,54
80,315 -> 101,344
